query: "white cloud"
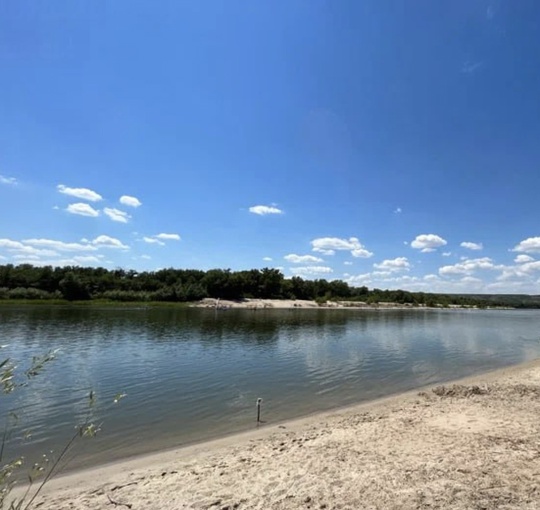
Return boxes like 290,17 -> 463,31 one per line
311,237 -> 373,258
522,262 -> 540,274
344,273 -> 371,286
141,255 -> 152,260
23,239 -> 98,252
263,257 -> 273,262
351,248 -> 373,258
460,276 -> 482,284
119,195 -> 142,207
290,266 -> 333,276
284,254 -> 323,264
515,254 -> 534,264
0,236 -> 129,267
14,254 -> 40,261
512,237 -> 540,254
103,207 -> 131,223
344,261 -> 353,266
155,233 -> 181,241
0,175 -> 17,185
143,237 -> 165,246
316,249 -> 335,256
92,235 -> 128,249
249,205 -> 283,216
373,257 -> 410,273
15,247 -> 58,257
461,61 -> 483,74
63,255 -> 101,264
57,184 -> 102,202
0,236 -> 128,265
442,252 -> 452,257
411,234 -> 447,253
439,257 -> 499,276
12,255 -> 103,267
460,241 -> 483,251
0,239 -> 24,250
394,207 -> 402,214
497,260 -> 540,282
141,233 -> 180,245
0,239 -> 57,257
66,203 -> 100,217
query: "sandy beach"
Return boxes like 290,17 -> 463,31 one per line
193,298 -> 417,310
16,358 -> 540,509
191,298 -> 506,310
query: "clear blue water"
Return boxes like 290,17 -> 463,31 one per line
1,306 -> 540,471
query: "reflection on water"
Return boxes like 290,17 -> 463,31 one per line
1,306 -> 540,471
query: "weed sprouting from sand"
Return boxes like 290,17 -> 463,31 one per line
0,346 -> 125,510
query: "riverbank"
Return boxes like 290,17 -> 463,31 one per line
0,299 -> 190,307
0,298 -> 515,309
192,297 -> 511,310
22,358 -> 540,509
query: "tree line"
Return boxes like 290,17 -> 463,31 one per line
0,263 -> 537,308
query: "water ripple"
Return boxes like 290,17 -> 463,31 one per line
2,307 -> 540,471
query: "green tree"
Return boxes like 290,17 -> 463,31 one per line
59,272 -> 90,301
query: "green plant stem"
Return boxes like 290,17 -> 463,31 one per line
22,428 -> 80,510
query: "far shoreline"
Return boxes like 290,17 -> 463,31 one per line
0,297 -> 515,310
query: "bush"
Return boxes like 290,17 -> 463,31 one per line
100,290 -> 152,302
6,288 -> 53,300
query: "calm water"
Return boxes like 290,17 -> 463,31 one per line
1,306 -> 540,471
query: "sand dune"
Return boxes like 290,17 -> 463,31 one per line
18,359 -> 540,509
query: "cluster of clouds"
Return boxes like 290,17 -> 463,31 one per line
280,236 -> 374,277
0,235 -> 129,266
262,230 -> 540,293
0,178 -> 182,267
57,184 -> 142,224
0,231 -> 182,267
4,179 -> 540,292
439,257 -> 499,276
54,185 -> 180,248
408,235 -> 483,254
311,237 -> 373,258
343,235 -> 540,293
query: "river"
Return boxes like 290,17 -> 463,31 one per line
1,305 -> 539,472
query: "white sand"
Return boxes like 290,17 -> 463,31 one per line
15,359 -> 540,509
193,298 -> 413,309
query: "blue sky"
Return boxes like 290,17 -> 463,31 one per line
1,0 -> 540,293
